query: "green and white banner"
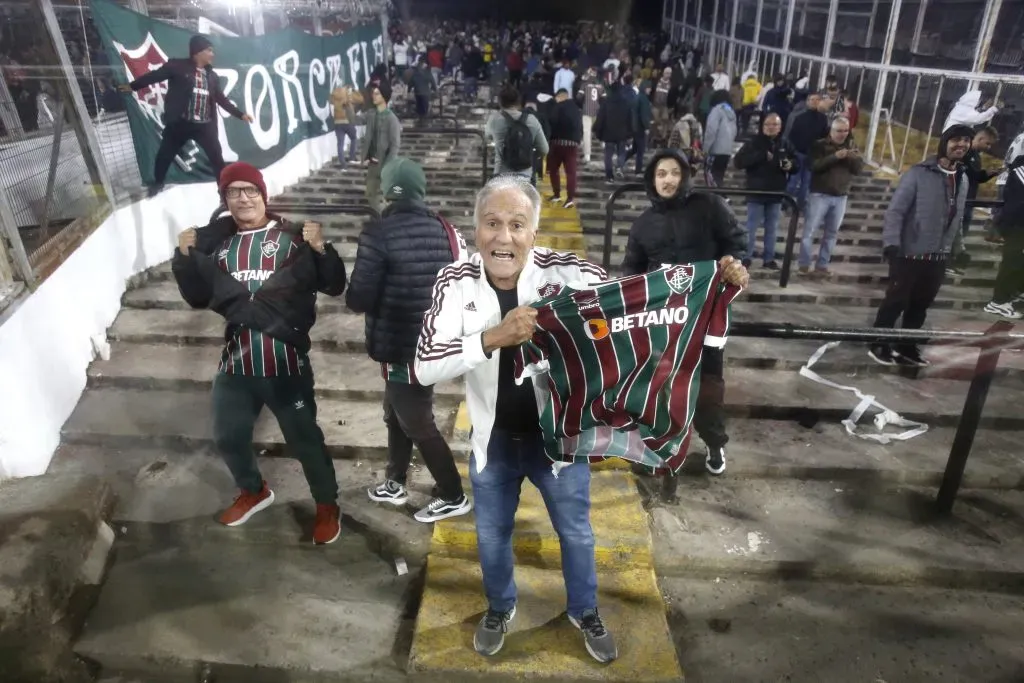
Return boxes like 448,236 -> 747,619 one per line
90,0 -> 383,185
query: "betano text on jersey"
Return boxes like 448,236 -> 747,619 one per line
514,261 -> 742,473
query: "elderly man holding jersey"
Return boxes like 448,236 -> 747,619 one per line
414,175 -> 616,663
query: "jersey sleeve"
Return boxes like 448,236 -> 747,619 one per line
514,336 -> 551,383
705,283 -> 743,348
414,263 -> 489,385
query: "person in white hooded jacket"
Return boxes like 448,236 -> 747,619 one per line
414,175 -> 618,664
943,90 -> 1000,132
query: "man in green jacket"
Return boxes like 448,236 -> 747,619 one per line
361,83 -> 401,213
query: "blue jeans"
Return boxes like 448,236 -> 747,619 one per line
469,430 -> 597,620
799,192 -> 848,269
334,124 -> 357,166
603,141 -> 627,180
786,152 -> 811,210
464,77 -> 478,100
745,200 -> 782,263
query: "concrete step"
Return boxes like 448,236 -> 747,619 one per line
662,576 -> 1024,682
60,386 -> 462,460
408,556 -> 681,682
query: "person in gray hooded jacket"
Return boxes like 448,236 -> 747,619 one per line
702,90 -> 738,187
868,124 -> 974,368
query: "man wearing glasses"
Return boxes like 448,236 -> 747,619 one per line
172,162 -> 348,545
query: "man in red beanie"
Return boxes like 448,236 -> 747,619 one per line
119,34 -> 255,198
172,161 -> 348,545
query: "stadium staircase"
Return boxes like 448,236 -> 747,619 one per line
44,101 -> 1024,681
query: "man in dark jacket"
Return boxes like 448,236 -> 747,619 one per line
119,35 -> 253,196
622,149 -> 748,476
594,81 -> 634,184
785,92 -> 832,210
409,58 -> 436,122
171,162 -> 346,544
546,88 -> 584,209
950,126 -> 1001,275
798,116 -> 863,277
869,125 -> 973,366
984,153 -> 1024,319
622,74 -> 654,177
733,112 -> 795,269
346,157 -> 471,523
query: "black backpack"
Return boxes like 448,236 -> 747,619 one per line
501,110 -> 535,171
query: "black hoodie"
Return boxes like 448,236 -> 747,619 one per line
622,149 -> 746,275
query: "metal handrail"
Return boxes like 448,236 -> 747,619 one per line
209,203 -> 380,224
602,184 -> 801,287
400,127 -> 489,187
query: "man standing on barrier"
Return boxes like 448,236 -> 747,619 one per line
361,82 -> 401,214
171,162 -> 347,544
869,125 -> 973,367
119,35 -> 254,198
621,150 -> 747,475
346,157 -> 473,522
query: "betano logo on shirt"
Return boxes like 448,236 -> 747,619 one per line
582,265 -> 695,342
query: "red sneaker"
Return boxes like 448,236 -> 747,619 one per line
219,483 -> 274,527
313,503 -> 341,545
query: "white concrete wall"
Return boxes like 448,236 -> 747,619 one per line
0,132 -> 338,478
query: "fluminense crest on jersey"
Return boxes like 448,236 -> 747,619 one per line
537,282 -> 564,299
260,240 -> 280,258
665,264 -> 695,294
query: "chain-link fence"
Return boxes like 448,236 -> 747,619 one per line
0,1 -> 112,282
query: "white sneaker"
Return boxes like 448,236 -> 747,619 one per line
984,301 -> 1023,320
413,494 -> 473,523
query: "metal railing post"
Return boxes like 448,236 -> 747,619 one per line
935,321 -> 1013,514
778,196 -> 801,288
968,0 -> 1004,91
39,101 -> 67,240
0,186 -> 37,287
864,0 -> 904,165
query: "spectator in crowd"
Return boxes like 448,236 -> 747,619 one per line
740,71 -> 762,135
991,126 -> 1024,241
785,91 -> 832,210
733,112 -> 795,270
668,105 -> 703,163
710,63 -> 731,91
392,34 -> 410,79
427,43 -> 445,86
623,74 -> 653,176
485,85 -> 549,180
799,116 -> 863,278
346,157 -> 472,522
703,90 -> 738,188
409,58 -> 436,122
462,44 -> 484,101
761,74 -> 793,125
506,46 -> 525,87
414,175 -> 618,663
844,95 -> 860,129
553,58 -> 575,96
546,88 -> 583,209
622,150 -> 747,475
330,84 -> 362,168
118,35 -> 254,197
949,126 -> 1002,275
870,125 -> 974,366
578,66 -> 603,164
595,75 -> 634,184
171,162 -> 346,543
942,90 -> 1000,132
984,152 -> 1024,319
361,82 -> 401,214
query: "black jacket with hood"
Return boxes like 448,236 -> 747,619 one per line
171,214 -> 347,354
622,149 -> 746,276
997,153 -> 1024,232
346,199 -> 465,364
129,58 -> 245,126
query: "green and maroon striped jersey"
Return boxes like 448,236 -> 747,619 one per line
515,261 -> 741,473
215,221 -> 310,377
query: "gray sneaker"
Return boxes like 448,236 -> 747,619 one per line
473,605 -> 516,656
569,609 -> 618,663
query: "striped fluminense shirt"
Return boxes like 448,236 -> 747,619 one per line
216,222 -> 310,377
188,68 -> 211,122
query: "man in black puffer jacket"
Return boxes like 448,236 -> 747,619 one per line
172,162 -> 346,546
346,157 -> 471,524
622,149 -> 747,479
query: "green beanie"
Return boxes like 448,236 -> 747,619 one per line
380,156 -> 426,202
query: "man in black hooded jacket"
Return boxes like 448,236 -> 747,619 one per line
622,149 -> 748,478
346,157 -> 471,524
